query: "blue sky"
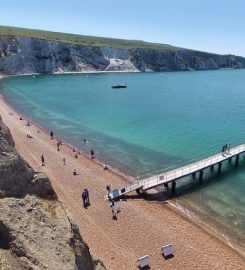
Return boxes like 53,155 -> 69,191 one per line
1,0 -> 245,56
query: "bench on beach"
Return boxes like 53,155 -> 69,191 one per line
137,255 -> 151,269
162,244 -> 174,259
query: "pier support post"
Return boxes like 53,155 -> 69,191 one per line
199,170 -> 203,183
171,181 -> 176,194
192,172 -> 196,178
136,188 -> 147,197
235,154 -> 239,166
210,165 -> 214,172
164,183 -> 168,189
218,162 -> 222,175
228,157 -> 232,164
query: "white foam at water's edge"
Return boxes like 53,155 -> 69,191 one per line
168,200 -> 242,254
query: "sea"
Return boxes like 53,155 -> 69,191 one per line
0,69 -> 244,254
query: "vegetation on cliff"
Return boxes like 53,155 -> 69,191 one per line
0,25 -> 245,75
0,25 -> 179,50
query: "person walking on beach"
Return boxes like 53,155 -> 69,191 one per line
84,188 -> 90,205
110,200 -> 117,219
73,169 -> 77,176
41,155 -> 45,166
82,190 -> 87,207
57,140 -> 62,151
50,131 -> 54,139
63,157 -> 66,165
106,185 -> 111,193
91,149 -> 95,159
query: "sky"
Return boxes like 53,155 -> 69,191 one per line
1,0 -> 245,56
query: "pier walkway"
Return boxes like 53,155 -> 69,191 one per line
107,144 -> 245,200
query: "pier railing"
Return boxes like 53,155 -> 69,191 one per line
139,144 -> 245,190
107,143 -> 245,200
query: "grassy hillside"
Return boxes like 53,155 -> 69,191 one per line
0,25 -> 180,50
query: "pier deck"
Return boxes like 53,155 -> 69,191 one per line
107,144 -> 245,200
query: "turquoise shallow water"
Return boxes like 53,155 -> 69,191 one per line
0,70 -> 245,252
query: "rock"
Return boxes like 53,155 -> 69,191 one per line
0,116 -> 106,270
0,35 -> 244,75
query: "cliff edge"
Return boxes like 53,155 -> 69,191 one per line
0,34 -> 245,75
0,115 -> 106,270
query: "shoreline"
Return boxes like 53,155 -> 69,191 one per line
0,75 -> 244,269
0,74 -> 244,255
3,87 -> 244,256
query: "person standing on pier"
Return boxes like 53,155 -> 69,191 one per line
221,145 -> 226,156
226,144 -> 231,155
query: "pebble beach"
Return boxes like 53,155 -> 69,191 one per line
0,86 -> 244,269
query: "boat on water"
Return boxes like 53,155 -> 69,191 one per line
111,84 -> 127,89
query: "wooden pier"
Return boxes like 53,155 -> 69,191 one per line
107,144 -> 245,200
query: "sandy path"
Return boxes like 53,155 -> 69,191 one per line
0,95 -> 244,270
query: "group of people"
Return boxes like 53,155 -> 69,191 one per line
42,129 -> 118,215
221,144 -> 231,156
26,133 -> 33,139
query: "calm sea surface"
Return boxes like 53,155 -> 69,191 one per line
1,70 -> 245,252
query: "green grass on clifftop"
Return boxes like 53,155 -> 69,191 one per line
0,25 -> 181,50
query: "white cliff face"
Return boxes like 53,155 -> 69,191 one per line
0,35 -> 245,75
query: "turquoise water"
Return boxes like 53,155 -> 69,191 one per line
0,70 -> 245,252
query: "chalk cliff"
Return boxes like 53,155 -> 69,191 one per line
0,115 -> 106,270
0,35 -> 245,75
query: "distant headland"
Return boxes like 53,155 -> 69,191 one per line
0,25 -> 245,75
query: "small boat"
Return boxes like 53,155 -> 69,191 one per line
111,84 -> 127,89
